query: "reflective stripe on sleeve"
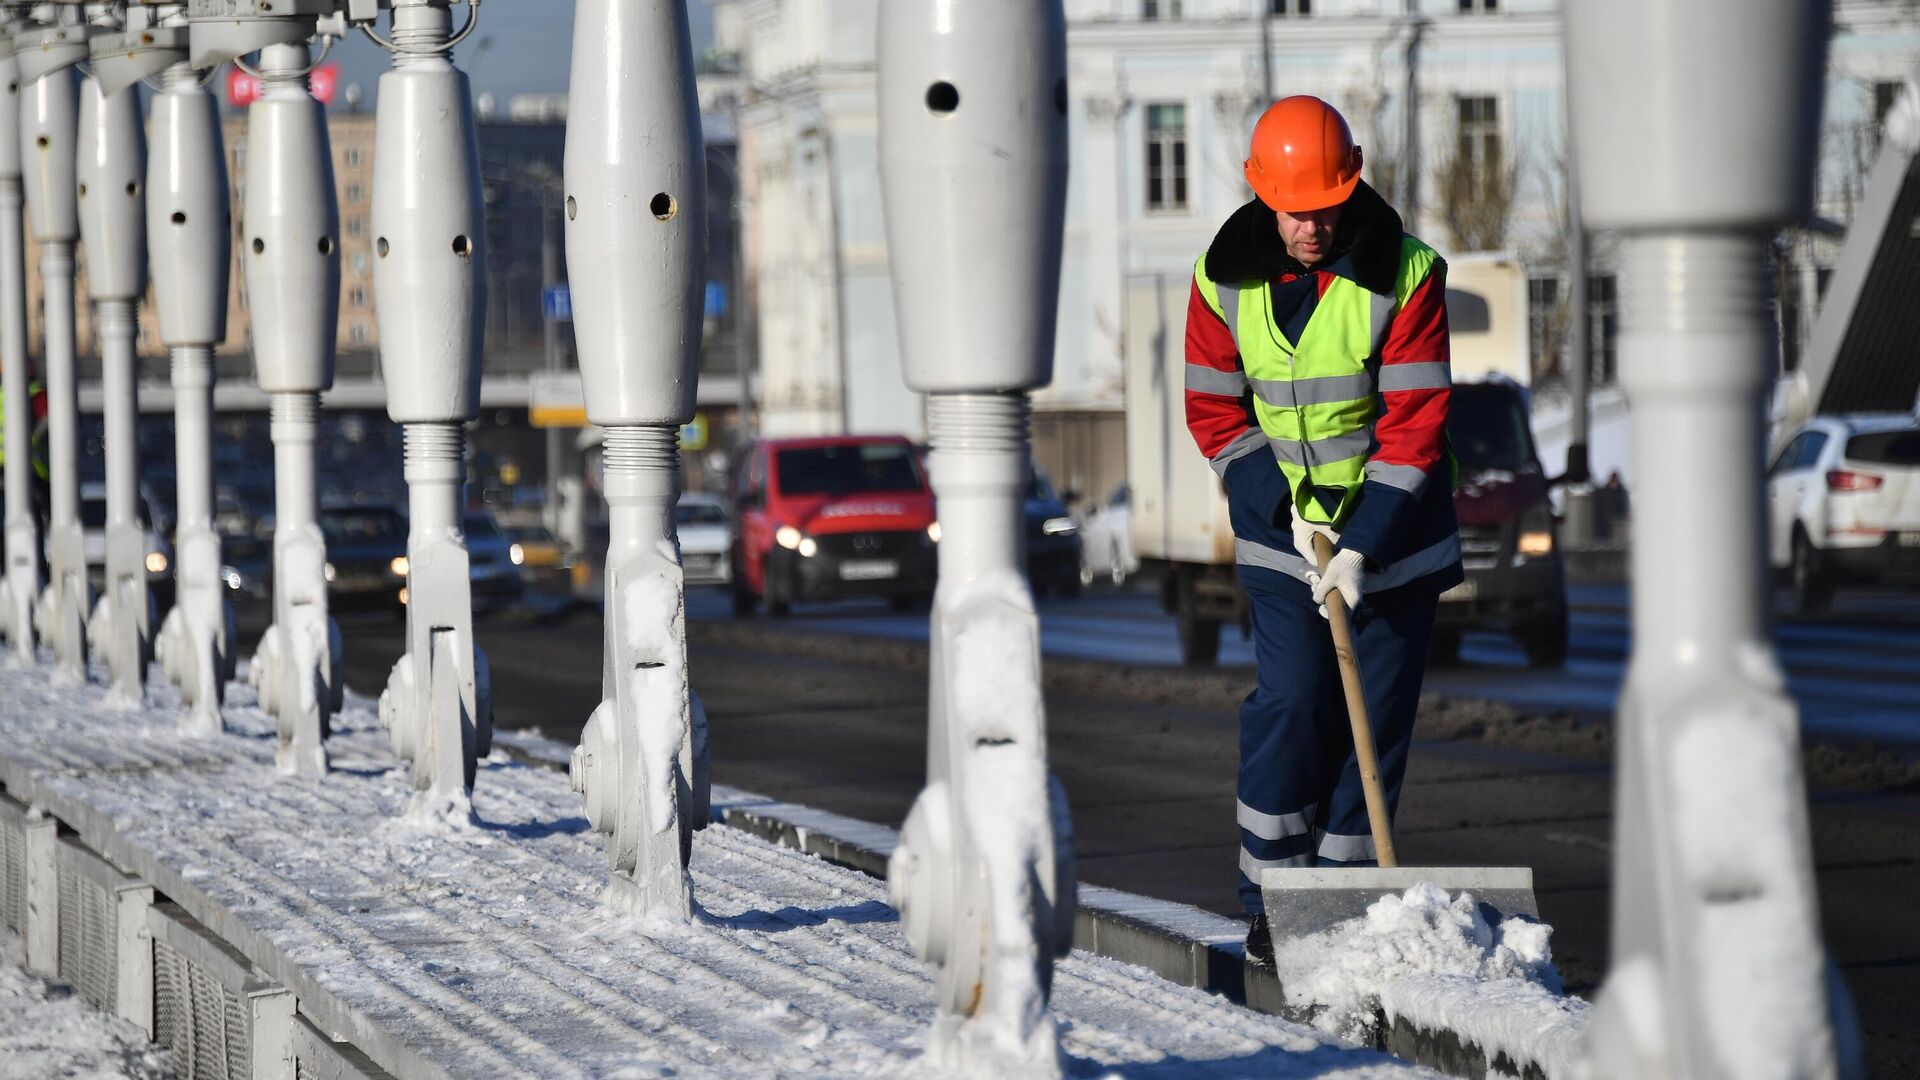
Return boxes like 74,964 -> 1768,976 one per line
1208,427 -> 1268,477
1377,361 -> 1452,393
1186,364 -> 1249,397
1365,460 -> 1430,498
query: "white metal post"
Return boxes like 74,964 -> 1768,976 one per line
1566,2 -> 1856,1077
229,32 -> 343,776
76,14 -> 151,704
140,6 -> 233,736
563,0 -> 710,920
0,18 -> 38,664
877,3 -> 1076,1071
15,7 -> 88,682
365,0 -> 492,816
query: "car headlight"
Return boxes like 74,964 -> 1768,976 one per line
798,537 -> 818,558
927,521 -> 941,543
323,561 -> 337,582
145,551 -> 168,574
1042,516 -> 1078,537
390,555 -> 409,577
509,542 -> 525,566
775,524 -> 803,550
1517,529 -> 1554,557
220,567 -> 242,590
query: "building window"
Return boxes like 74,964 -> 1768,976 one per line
1527,276 -> 1560,380
349,286 -> 366,309
1142,0 -> 1181,17
351,321 -> 370,344
1270,0 -> 1311,15
1455,95 -> 1500,197
1459,0 -> 1498,11
352,251 -> 370,275
1145,103 -> 1188,212
347,216 -> 366,238
345,182 -> 364,204
1588,274 -> 1618,384
345,148 -> 363,168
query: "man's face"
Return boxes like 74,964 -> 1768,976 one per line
1275,204 -> 1343,267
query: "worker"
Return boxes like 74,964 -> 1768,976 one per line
1183,96 -> 1463,966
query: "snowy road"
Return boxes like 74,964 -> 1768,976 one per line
667,582 -> 1920,751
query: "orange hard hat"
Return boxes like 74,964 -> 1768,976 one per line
1244,96 -> 1363,213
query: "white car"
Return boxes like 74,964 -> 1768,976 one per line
677,491 -> 733,585
1077,482 -> 1140,587
1768,414 -> 1920,611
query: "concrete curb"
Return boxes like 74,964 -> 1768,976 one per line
494,730 -> 1589,1079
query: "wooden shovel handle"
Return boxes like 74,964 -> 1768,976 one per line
1313,532 -> 1398,868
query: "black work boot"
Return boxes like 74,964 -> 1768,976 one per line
1244,914 -> 1274,969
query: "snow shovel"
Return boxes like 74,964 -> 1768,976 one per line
1256,534 -> 1538,950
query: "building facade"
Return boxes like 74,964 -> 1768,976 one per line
716,0 -> 1920,499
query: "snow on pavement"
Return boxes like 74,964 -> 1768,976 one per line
0,660 -> 1434,1079
0,929 -> 173,1080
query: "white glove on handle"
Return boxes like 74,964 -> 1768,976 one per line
1290,505 -> 1339,567
1308,549 -> 1366,620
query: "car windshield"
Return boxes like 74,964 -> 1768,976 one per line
1446,385 -> 1536,473
676,502 -> 728,526
1846,429 -> 1920,466
320,508 -> 405,546
775,444 -> 922,496
464,515 -> 505,543
80,499 -> 152,529
1028,469 -> 1058,504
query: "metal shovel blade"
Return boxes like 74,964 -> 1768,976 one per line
1259,866 -> 1539,947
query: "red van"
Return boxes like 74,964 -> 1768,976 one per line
730,436 -> 940,615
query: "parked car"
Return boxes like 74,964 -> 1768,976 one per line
79,481 -> 173,599
1434,378 -> 1570,667
1077,482 -> 1140,587
1768,414 -> 1920,612
319,504 -> 409,611
1025,464 -> 1083,598
731,436 -> 938,615
464,511 -> 525,613
677,492 -> 733,586
504,524 -> 566,571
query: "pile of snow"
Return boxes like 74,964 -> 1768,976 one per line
0,930 -> 173,1080
1381,975 -> 1590,1079
1274,883 -> 1566,1043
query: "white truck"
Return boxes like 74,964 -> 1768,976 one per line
1126,254 -> 1566,665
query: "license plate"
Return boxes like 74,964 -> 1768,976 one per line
839,559 -> 898,581
1901,532 -> 1920,548
1440,579 -> 1478,602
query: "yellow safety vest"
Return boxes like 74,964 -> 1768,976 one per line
1194,236 -> 1442,527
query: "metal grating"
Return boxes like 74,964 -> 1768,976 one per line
0,795 -> 25,934
292,1012 -> 397,1080
154,935 -> 252,1080
55,841 -> 120,1011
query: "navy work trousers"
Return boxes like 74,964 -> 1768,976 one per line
1222,453 -> 1438,915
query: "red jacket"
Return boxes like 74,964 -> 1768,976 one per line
1185,184 -> 1457,576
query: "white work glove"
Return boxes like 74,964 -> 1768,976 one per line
1307,549 -> 1366,620
1289,505 -> 1339,567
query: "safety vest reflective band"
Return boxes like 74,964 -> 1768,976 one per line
1195,236 -> 1440,526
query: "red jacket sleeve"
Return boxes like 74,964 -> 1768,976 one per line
1183,275 -> 1259,472
1338,262 -> 1452,565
